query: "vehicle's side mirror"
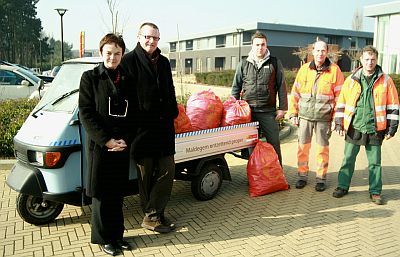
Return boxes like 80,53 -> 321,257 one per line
21,80 -> 30,86
38,79 -> 44,90
38,79 -> 44,99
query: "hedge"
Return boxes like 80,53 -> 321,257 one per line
0,99 -> 38,157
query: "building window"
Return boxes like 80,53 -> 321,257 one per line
170,42 -> 176,52
366,38 -> 373,45
196,58 -> 202,73
350,41 -> 356,48
231,56 -> 237,70
185,58 -> 193,74
206,57 -> 211,72
216,35 -> 226,48
327,36 -> 338,45
186,40 -> 193,51
242,32 -> 251,45
233,33 -> 238,46
215,57 -> 225,71
170,59 -> 176,71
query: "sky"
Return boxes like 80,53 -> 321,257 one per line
36,0 -> 390,51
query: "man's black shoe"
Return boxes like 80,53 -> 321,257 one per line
315,183 -> 326,192
116,239 -> 133,251
332,187 -> 348,198
295,180 -> 307,189
100,244 -> 121,256
161,214 -> 176,230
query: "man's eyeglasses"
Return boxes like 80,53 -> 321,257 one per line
140,34 -> 160,41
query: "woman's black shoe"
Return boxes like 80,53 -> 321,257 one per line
116,239 -> 133,251
100,243 -> 121,256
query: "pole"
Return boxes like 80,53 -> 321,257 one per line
236,28 -> 244,65
55,9 -> 68,62
60,15 -> 64,61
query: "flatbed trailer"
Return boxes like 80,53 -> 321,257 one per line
174,121 -> 259,200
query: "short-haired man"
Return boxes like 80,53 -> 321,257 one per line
289,40 -> 344,192
121,22 -> 179,233
231,31 -> 288,166
332,45 -> 399,205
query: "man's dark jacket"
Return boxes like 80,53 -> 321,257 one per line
121,43 -> 178,160
231,57 -> 288,113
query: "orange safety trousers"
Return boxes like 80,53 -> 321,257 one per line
297,119 -> 331,182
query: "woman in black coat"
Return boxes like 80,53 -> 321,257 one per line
79,33 -> 135,256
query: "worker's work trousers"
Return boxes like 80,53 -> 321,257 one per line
252,111 -> 282,166
337,141 -> 382,195
297,119 -> 331,183
136,155 -> 175,218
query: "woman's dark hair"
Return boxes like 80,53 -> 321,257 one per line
99,33 -> 126,54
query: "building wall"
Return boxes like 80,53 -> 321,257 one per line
375,14 -> 400,74
168,23 -> 373,73
365,1 -> 400,74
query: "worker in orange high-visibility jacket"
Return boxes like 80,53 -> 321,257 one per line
332,45 -> 399,205
289,40 -> 344,192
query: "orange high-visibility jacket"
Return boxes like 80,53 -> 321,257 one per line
289,60 -> 344,121
334,66 -> 399,136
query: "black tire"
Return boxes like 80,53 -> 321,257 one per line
191,163 -> 222,201
16,193 -> 64,225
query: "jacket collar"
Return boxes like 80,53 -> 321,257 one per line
309,58 -> 331,72
352,65 -> 384,82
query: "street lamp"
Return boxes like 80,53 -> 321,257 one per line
236,28 -> 244,63
55,8 -> 68,62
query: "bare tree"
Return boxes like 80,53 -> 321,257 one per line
352,9 -> 363,31
106,0 -> 119,34
347,48 -> 362,71
292,47 -> 309,66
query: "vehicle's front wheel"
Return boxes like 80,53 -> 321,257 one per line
16,193 -> 64,225
191,163 -> 223,201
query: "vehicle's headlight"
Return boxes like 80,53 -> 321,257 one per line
34,152 -> 44,165
31,151 -> 62,168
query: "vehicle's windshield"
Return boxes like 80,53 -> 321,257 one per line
16,67 -> 40,84
34,62 -> 98,113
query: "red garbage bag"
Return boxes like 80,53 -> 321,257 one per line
174,104 -> 193,134
186,89 -> 223,131
221,96 -> 251,126
247,140 -> 289,197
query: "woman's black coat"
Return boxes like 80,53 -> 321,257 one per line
121,43 -> 178,160
78,63 -> 136,197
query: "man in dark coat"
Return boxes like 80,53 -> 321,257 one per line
121,22 -> 179,234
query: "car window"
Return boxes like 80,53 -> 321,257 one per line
15,67 -> 40,84
0,70 -> 25,85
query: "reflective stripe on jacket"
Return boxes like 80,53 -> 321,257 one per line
289,60 -> 344,121
334,66 -> 399,136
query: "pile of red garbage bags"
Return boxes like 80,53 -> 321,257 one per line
174,89 -> 251,133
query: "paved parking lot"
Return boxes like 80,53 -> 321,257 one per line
1,128 -> 400,257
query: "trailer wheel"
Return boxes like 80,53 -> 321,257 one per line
16,193 -> 64,225
191,163 -> 222,201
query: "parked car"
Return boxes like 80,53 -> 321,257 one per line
0,60 -> 54,83
50,65 -> 60,77
0,64 -> 45,100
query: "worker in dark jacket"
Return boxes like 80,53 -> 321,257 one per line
121,22 -> 179,234
79,33 -> 135,256
231,31 -> 288,165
